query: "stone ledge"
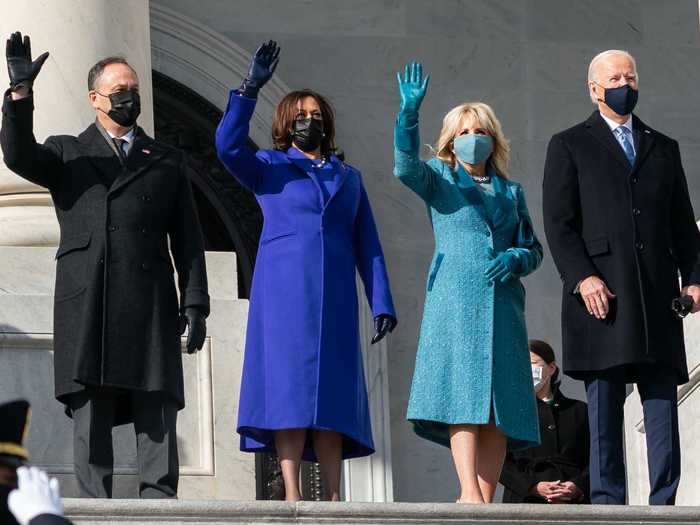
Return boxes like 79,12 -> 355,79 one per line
62,499 -> 700,525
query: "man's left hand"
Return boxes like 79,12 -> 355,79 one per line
681,285 -> 700,314
180,307 -> 206,353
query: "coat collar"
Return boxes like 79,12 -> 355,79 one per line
286,146 -> 349,208
450,163 -> 510,229
79,123 -> 166,195
584,111 -> 656,174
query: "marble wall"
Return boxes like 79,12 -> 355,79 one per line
156,0 -> 700,502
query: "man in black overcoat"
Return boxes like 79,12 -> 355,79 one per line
543,49 -> 700,505
0,32 -> 210,498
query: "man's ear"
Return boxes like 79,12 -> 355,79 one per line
88,91 -> 98,108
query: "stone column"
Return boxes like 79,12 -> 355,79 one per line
0,0 -> 153,246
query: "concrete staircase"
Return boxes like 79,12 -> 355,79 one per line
62,500 -> 700,524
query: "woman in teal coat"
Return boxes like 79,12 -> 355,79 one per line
395,63 -> 542,504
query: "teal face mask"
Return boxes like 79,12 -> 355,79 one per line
453,133 -> 493,165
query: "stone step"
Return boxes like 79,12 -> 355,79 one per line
62,499 -> 700,525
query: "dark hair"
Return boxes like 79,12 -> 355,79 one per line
87,56 -> 136,91
529,339 -> 560,385
272,89 -> 336,155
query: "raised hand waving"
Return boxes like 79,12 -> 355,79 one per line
397,61 -> 430,115
5,32 -> 49,90
239,40 -> 281,98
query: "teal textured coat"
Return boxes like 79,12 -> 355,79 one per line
395,116 -> 542,450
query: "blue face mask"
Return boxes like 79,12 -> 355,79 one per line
453,134 -> 493,166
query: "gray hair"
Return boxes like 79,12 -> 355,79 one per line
587,50 -> 638,104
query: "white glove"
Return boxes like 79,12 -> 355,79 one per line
8,466 -> 64,525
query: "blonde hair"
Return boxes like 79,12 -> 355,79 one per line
435,102 -> 510,179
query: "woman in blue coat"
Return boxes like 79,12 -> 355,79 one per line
215,41 -> 397,502
394,63 -> 542,504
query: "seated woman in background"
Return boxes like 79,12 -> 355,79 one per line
500,340 -> 590,503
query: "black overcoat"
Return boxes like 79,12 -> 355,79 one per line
500,389 -> 589,503
543,111 -> 700,383
0,94 -> 209,410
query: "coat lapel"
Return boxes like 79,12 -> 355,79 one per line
584,111 -> 631,170
79,124 -> 123,183
286,148 -> 349,210
109,129 -> 166,196
631,115 -> 656,175
326,155 -> 349,206
450,163 -> 493,229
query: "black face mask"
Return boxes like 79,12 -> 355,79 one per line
0,484 -> 19,525
292,118 -> 324,153
99,89 -> 141,127
599,84 -> 638,116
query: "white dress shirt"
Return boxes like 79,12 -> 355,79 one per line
600,113 -> 635,156
106,127 -> 136,156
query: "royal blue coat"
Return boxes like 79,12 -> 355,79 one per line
216,92 -> 396,460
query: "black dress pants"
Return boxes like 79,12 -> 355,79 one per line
67,388 -> 179,498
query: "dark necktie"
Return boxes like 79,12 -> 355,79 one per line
112,137 -> 127,162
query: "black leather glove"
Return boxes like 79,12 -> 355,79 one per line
239,40 -> 280,98
371,314 -> 397,345
5,32 -> 49,90
179,307 -> 207,354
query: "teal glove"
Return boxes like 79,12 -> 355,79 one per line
484,251 -> 520,283
397,61 -> 430,115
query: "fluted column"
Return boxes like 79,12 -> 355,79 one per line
0,0 -> 153,246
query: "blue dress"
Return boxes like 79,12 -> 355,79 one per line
215,92 -> 396,461
394,116 -> 542,450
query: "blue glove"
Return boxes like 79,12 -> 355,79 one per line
484,251 -> 520,283
397,61 -> 430,116
239,40 -> 280,98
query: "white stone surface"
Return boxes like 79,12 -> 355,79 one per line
624,224 -> 700,505
60,499 -> 700,525
0,247 -> 254,499
342,282 -> 394,502
0,0 -> 154,246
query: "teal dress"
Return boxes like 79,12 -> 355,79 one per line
394,115 -> 542,450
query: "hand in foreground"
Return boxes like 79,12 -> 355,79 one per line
179,307 -> 207,354
8,467 -> 64,525
681,284 -> 700,314
6,32 -> 48,91
397,61 -> 429,115
484,251 -> 519,283
579,275 -> 615,319
239,40 -> 280,98
544,481 -> 583,504
371,314 -> 397,345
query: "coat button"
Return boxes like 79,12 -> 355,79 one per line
141,227 -> 148,235
631,177 -> 639,184
99,258 -> 104,264
141,262 -> 150,271
633,208 -> 641,216
547,424 -> 556,431
636,241 -> 645,251
108,225 -> 118,232
142,195 -> 151,202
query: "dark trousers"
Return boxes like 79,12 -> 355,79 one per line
585,368 -> 680,505
67,389 -> 179,498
